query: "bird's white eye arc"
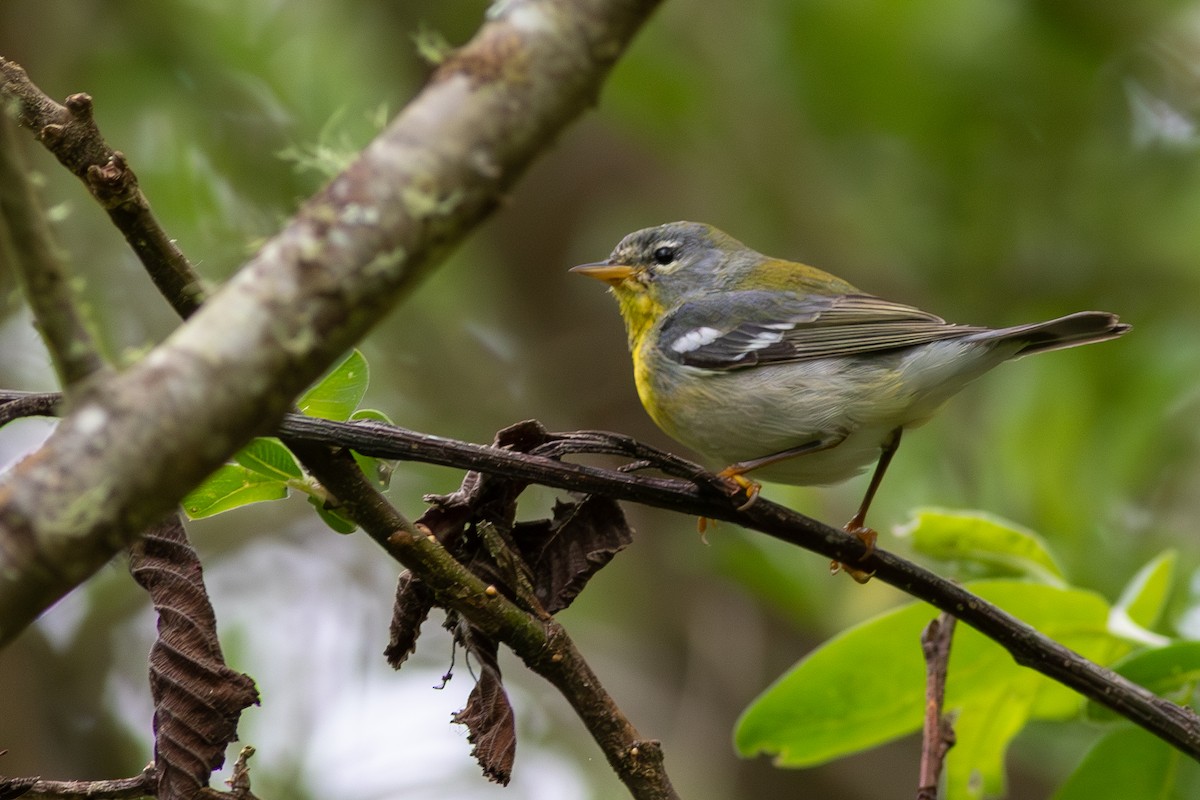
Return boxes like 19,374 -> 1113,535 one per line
650,240 -> 682,271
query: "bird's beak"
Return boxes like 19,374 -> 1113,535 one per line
570,261 -> 636,286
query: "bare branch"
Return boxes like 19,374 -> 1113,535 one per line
917,614 -> 956,799
0,111 -> 106,387
0,392 -> 60,426
0,58 -> 206,316
0,766 -> 154,800
242,415 -> 1200,763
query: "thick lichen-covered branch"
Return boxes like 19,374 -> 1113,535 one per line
0,0 -> 663,646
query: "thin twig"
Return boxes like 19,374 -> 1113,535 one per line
239,416 -> 1200,762
0,765 -> 155,800
0,111 -> 106,387
0,58 -> 207,316
918,613 -> 956,799
0,392 -> 61,426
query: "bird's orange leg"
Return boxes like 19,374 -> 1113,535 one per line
697,435 -> 845,533
831,428 -> 902,583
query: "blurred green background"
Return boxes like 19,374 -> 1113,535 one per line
1,0 -> 1198,797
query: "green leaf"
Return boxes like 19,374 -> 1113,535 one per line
234,437 -> 304,481
945,682 -> 1036,799
307,494 -> 357,533
1086,641 -> 1200,722
183,464 -> 288,519
896,508 -> 1066,584
1108,550 -> 1176,643
735,580 -> 1128,799
348,409 -> 395,490
351,453 -> 393,491
1053,725 -> 1200,800
298,349 -> 369,421
350,408 -> 394,424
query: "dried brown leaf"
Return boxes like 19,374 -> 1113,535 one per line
385,571 -> 434,669
452,634 -> 515,785
514,495 -> 633,613
418,420 -> 551,541
128,517 -> 259,800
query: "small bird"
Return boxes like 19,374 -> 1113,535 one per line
572,221 -> 1129,578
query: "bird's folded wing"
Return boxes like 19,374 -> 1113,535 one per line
660,292 -> 984,369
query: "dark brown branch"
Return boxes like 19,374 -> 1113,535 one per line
918,614 -> 956,799
0,392 -> 61,427
0,58 -> 206,316
2,392 -> 1197,762
1,748 -> 258,800
253,416 -> 1200,762
0,112 -> 106,387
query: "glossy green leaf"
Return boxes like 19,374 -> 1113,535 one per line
307,494 -> 357,534
896,508 -> 1065,584
1054,725 -> 1200,800
350,407 -> 393,424
351,453 -> 393,491
349,409 -> 395,490
298,349 -> 369,421
234,437 -> 304,481
183,464 -> 289,519
1110,550 -> 1176,633
735,580 -> 1127,798
945,681 -> 1036,800
1086,641 -> 1200,722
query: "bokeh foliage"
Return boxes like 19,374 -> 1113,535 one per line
2,1 -> 1199,798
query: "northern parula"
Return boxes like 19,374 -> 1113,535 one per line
572,221 -> 1129,571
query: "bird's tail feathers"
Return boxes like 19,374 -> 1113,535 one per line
969,311 -> 1130,357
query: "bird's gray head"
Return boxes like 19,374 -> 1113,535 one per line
574,221 -> 754,302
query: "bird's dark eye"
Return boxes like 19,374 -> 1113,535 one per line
651,246 -> 677,265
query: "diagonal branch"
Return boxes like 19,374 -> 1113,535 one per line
0,0 -> 664,646
5,29 -> 673,796
0,58 -> 206,316
0,112 -> 106,388
3,391 -> 1198,761
285,438 -> 679,799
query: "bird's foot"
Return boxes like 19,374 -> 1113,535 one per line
830,523 -> 877,584
716,468 -> 761,511
696,469 -> 761,539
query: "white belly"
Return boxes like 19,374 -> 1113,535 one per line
639,340 -> 1017,486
